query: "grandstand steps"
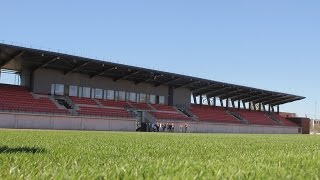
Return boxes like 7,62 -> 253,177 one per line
226,110 -> 249,124
49,96 -> 68,110
265,113 -> 284,126
93,99 -> 104,108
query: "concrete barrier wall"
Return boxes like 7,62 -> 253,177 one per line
0,112 -> 136,131
0,112 -> 300,134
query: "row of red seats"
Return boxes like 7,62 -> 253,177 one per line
272,113 -> 298,126
78,106 -> 132,118
0,85 -> 67,115
238,110 -> 279,126
190,106 -> 241,124
151,112 -> 192,121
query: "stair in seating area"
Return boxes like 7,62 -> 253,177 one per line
238,110 -> 280,126
190,105 -> 241,124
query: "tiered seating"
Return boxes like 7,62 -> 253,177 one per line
151,111 -> 192,121
0,84 -> 67,114
239,110 -> 279,126
190,105 -> 241,124
98,100 -> 130,108
78,106 -> 132,118
152,104 -> 177,112
130,103 -> 153,110
272,113 -> 298,126
70,97 -> 97,106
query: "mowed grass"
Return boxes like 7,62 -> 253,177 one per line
0,130 -> 320,179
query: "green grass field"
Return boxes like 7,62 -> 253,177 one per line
0,130 -> 319,179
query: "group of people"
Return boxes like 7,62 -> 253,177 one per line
148,122 -> 188,133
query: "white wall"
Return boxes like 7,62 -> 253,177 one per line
0,112 -> 300,134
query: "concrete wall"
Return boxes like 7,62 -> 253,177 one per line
156,120 -> 300,134
0,112 -> 300,134
0,112 -> 136,131
173,87 -> 192,107
33,68 -> 174,104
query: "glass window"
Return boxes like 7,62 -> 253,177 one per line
118,91 -> 126,101
54,84 -> 64,95
140,93 -> 147,103
95,89 -> 103,99
159,96 -> 165,105
107,90 -> 115,100
129,92 -> 137,102
149,95 -> 156,104
69,85 -> 78,97
82,87 -> 91,98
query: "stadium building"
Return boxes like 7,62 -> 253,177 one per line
0,43 -> 310,134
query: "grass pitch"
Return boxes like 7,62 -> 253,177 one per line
0,130 -> 319,179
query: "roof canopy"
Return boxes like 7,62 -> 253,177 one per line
0,43 -> 305,106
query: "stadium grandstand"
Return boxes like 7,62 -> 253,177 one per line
0,43 -> 309,133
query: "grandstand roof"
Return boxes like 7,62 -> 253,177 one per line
0,43 -> 305,106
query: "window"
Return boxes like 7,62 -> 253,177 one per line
95,89 -> 103,99
129,92 -> 137,102
107,90 -> 115,100
159,96 -> 165,105
118,91 -> 126,101
51,84 -> 64,95
82,87 -> 91,98
69,85 -> 78,97
149,95 -> 156,104
140,93 -> 147,103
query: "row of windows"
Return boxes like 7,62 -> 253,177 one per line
51,84 -> 166,104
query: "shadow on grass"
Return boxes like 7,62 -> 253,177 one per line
0,146 -> 46,154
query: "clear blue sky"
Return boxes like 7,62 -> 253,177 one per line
0,0 -> 319,118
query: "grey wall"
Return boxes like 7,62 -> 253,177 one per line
33,68 -> 191,106
0,112 -> 300,134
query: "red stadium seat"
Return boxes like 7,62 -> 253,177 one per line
190,105 -> 241,124
0,84 -> 68,115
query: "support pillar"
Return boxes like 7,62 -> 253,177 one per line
238,100 -> 241,110
192,94 -> 197,105
226,99 -> 229,109
277,105 -> 280,114
213,97 -> 216,107
220,99 -> 224,107
242,101 -> 246,110
200,95 -> 203,106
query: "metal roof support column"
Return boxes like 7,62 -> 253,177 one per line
277,105 -> 280,114
207,96 -> 211,106
220,99 -> 224,108
268,105 -> 271,112
238,100 -> 241,110
231,100 -> 235,108
192,94 -> 198,104
192,94 -> 197,105
213,97 -> 216,107
242,101 -> 246,110
262,104 -> 266,112
199,95 -> 203,106
249,102 -> 252,111
226,99 -> 229,110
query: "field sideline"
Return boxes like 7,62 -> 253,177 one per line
0,129 -> 319,179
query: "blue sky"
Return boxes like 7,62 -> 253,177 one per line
0,0 -> 319,118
